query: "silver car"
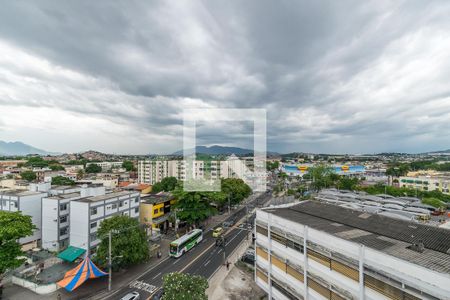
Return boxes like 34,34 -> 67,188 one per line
120,291 -> 140,300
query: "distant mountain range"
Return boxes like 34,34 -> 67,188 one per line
172,145 -> 279,156
0,141 -> 58,156
427,149 -> 450,154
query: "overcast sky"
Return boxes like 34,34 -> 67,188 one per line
1,1 -> 450,154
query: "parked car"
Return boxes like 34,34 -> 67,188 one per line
212,227 -> 224,237
152,288 -> 164,300
120,291 -> 140,300
223,217 -> 236,228
241,253 -> 255,264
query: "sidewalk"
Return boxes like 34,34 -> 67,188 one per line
207,236 -> 253,299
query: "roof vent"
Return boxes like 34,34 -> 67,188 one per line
409,240 -> 425,253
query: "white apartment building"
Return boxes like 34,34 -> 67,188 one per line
138,158 -> 251,185
69,191 -> 140,252
0,190 -> 47,250
42,192 -> 83,251
399,176 -> 450,194
86,161 -> 123,171
41,185 -> 105,251
255,201 -> 450,300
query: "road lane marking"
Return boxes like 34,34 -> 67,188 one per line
172,259 -> 180,265
152,272 -> 162,280
204,259 -> 211,266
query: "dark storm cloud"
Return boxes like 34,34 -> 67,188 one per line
0,0 -> 450,153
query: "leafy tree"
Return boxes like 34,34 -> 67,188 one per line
221,178 -> 252,205
162,272 -> 208,300
85,163 -> 102,173
160,177 -> 178,191
309,164 -> 335,191
49,164 -> 65,171
386,164 -> 410,177
173,184 -> 217,225
51,176 -> 75,186
122,160 -> 136,172
266,161 -> 280,171
20,171 -> 36,182
337,177 -> 359,191
25,157 -> 48,168
152,182 -> 164,193
152,177 -> 178,193
95,216 -> 149,269
0,211 -> 35,276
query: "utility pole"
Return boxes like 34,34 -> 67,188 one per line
228,194 -> 231,215
108,231 -> 112,291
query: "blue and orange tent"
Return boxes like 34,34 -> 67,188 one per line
57,256 -> 108,291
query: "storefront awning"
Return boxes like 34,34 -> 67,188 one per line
57,246 -> 86,262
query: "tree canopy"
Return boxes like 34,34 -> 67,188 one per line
173,186 -> 218,225
51,176 -> 75,186
95,216 -> 149,269
221,178 -> 252,205
162,272 -> 208,300
152,177 -> 178,193
49,164 -> 65,171
85,163 -> 102,173
122,160 -> 136,172
20,170 -> 36,182
266,161 -> 280,171
0,211 -> 35,276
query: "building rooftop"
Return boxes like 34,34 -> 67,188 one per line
50,185 -> 79,191
0,190 -> 46,197
45,192 -> 81,200
141,192 -> 174,204
264,201 -> 450,274
77,190 -> 138,203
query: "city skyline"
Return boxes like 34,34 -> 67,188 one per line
1,1 -> 450,154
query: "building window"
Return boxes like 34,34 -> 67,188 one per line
59,215 -> 68,223
135,197 -> 139,203
256,225 -> 268,236
271,279 -> 297,300
60,203 -> 68,211
271,231 -> 287,246
112,203 -> 117,209
256,268 -> 268,283
119,201 -> 124,207
59,227 -> 68,236
90,222 -> 97,229
90,207 -> 97,215
286,239 -> 303,253
308,278 -> 331,299
90,233 -> 97,241
135,207 -> 139,214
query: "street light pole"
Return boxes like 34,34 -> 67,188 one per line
108,231 -> 112,291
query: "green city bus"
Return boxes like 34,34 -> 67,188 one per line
169,229 -> 203,258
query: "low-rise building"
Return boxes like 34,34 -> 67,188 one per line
86,161 -> 123,172
0,190 -> 47,250
69,191 -> 140,252
41,184 -> 105,252
255,201 -> 450,300
399,176 -> 450,194
139,192 -> 175,232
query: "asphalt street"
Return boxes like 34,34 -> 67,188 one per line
105,193 -> 270,300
